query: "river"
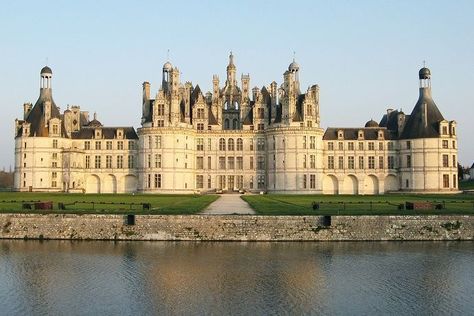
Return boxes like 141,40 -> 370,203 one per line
0,240 -> 473,315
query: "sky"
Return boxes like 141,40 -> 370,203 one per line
0,0 -> 473,168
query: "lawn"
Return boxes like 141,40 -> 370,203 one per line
460,180 -> 474,190
241,194 -> 474,216
0,192 -> 218,215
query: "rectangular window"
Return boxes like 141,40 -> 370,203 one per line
147,174 -> 151,188
207,138 -> 212,151
257,138 -> 265,151
379,156 -> 384,169
368,142 -> 375,151
453,174 -> 457,188
196,138 -> 204,151
228,157 -> 235,169
338,156 -> 344,169
157,120 -> 164,127
257,175 -> 265,189
117,141 -> 123,150
197,108 -> 205,119
406,155 -> 412,168
95,141 -> 101,150
311,155 -> 316,169
442,140 -> 448,149
85,156 -> 90,169
128,155 -> 134,168
258,123 -> 264,131
52,172 -> 57,178
310,136 -> 316,149
258,108 -> 264,119
128,141 -> 135,150
327,142 -> 333,150
106,155 -> 112,168
52,181 -> 57,188
310,174 -> 316,189
84,141 -> 91,150
348,156 -> 355,169
443,174 -> 449,188
379,142 -> 384,150
257,156 -> 265,170
95,155 -> 101,169
358,142 -> 364,150
348,142 -> 354,151
443,155 -> 449,168
51,162 -> 57,168
452,141 -> 456,149
207,156 -> 212,169
303,174 -> 307,189
359,156 -> 364,169
387,142 -> 394,150
303,136 -> 307,149
328,156 -> 334,169
406,141 -> 411,149
303,155 -> 307,169
155,154 -> 161,168
158,104 -> 165,116
117,155 -> 123,168
388,156 -> 395,169
197,123 -> 204,130
219,157 -> 226,169
52,153 -> 57,160
156,136 -> 162,149
237,157 -> 243,169
147,154 -> 151,168
196,175 -> 204,189
442,126 -> 448,135
208,175 -> 212,189
155,174 -> 162,188
368,156 -> 375,169
453,155 -> 456,168
338,142 -> 343,151
250,156 -> 254,169
106,141 -> 112,150
250,140 -> 254,151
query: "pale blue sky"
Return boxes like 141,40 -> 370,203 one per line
1,0 -> 473,168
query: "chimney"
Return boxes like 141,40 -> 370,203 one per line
23,103 -> 32,119
143,82 -> 150,103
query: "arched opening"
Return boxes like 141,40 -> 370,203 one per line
384,175 -> 398,193
323,175 -> 338,195
364,175 -> 379,195
232,119 -> 238,130
86,175 -> 100,194
224,119 -> 230,129
123,175 -> 138,193
342,175 -> 358,195
103,174 -> 117,194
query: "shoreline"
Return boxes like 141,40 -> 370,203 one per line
1,214 -> 473,241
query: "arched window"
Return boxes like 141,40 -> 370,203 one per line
228,138 -> 234,151
224,118 -> 230,129
219,138 -> 226,151
232,119 -> 238,130
237,138 -> 243,151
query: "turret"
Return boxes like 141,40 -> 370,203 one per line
226,51 -> 236,85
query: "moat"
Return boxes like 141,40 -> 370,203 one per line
1,240 -> 473,315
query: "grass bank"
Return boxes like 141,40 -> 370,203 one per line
241,194 -> 474,216
0,192 -> 218,215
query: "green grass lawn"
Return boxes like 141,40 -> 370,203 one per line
0,192 -> 218,215
242,194 -> 474,216
460,180 -> 474,190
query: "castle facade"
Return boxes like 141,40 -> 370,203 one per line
14,54 -> 458,194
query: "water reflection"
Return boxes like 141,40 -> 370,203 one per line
0,241 -> 473,315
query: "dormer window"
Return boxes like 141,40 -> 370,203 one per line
442,126 -> 448,135
378,130 -> 384,139
358,130 -> 364,139
337,130 -> 344,139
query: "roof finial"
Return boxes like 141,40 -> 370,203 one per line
423,60 -> 426,68
45,57 -> 48,66
293,51 -> 296,62
167,49 -> 170,61
93,112 -> 97,120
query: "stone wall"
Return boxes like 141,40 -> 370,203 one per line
0,214 -> 473,241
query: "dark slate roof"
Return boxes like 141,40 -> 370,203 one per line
23,88 -> 63,137
208,106 -> 218,125
323,127 -> 397,140
399,88 -> 444,139
86,119 -> 103,127
71,127 -> 138,140
379,109 -> 405,132
142,99 -> 154,123
274,103 -> 282,123
292,94 -> 305,122
41,66 -> 52,74
190,85 -> 202,106
243,101 -> 254,125
471,162 -> 474,169
365,119 -> 379,128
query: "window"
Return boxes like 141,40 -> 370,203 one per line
228,157 -> 235,169
197,123 -> 204,130
249,176 -> 254,189
258,108 -> 264,119
378,142 -> 384,150
117,155 -> 123,168
442,140 -> 448,149
257,175 -> 265,189
208,175 -> 212,189
147,154 -> 151,168
338,156 -> 343,169
207,138 -> 212,151
207,156 -> 212,169
53,140 -> 58,149
257,156 -> 265,170
443,174 -> 449,188
155,154 -> 161,168
147,174 -> 151,188
236,175 -> 243,189
106,141 -> 112,150
338,142 -> 343,150
95,141 -> 101,150
85,156 -> 90,168
302,136 -> 307,149
328,156 -> 334,169
303,175 -> 307,189
52,125 -> 58,134
156,136 -> 162,149
388,156 -> 395,169
368,142 -> 375,150
128,155 -> 134,168
148,136 -> 152,148
348,156 -> 355,169
258,123 -> 264,131
228,138 -> 235,151
155,174 -> 162,188
224,119 -> 230,129
196,175 -> 204,189
219,138 -> 226,151
237,157 -> 243,169
52,153 -> 57,160
379,156 -> 384,169
303,155 -> 307,168
52,172 -> 57,178
358,142 -> 364,150
406,141 -> 411,149
311,155 -> 316,169
52,181 -> 57,188
156,120 -> 164,127
453,174 -> 457,188
348,142 -> 354,151
250,140 -> 254,151
157,104 -> 165,116
117,141 -> 123,150
453,155 -> 456,168
310,175 -> 316,189
387,142 -> 394,150
358,156 -> 364,169
250,157 -> 254,169
197,108 -> 205,119
85,141 -> 91,150
106,155 -> 112,168
219,157 -> 226,169
196,138 -> 204,151
442,126 -> 448,135
236,138 -> 243,151
327,142 -> 333,150
406,155 -> 412,168
310,136 -> 316,149
368,156 -> 375,169
257,138 -> 265,151
442,155 -> 449,168
128,141 -> 135,150
452,141 -> 456,149
95,155 -> 101,168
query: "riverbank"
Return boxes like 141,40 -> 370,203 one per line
1,214 -> 473,241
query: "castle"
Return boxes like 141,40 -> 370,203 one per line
14,54 -> 458,194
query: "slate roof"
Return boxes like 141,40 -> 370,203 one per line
71,127 -> 138,140
22,88 -> 64,137
323,127 -> 397,140
399,88 -> 444,139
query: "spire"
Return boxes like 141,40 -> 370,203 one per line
227,51 -> 236,70
226,51 -> 236,85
